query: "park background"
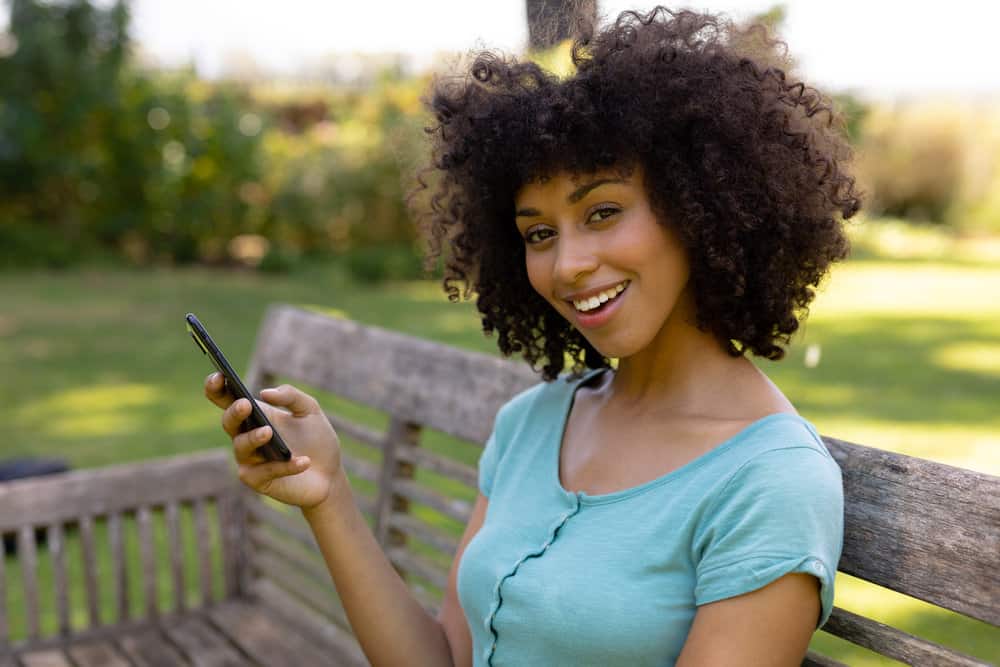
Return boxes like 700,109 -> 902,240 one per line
1,0 -> 998,664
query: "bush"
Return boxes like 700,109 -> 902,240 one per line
343,242 -> 426,284
857,103 -> 1000,233
0,0 -> 267,267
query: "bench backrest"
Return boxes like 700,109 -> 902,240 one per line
242,305 -> 999,667
0,452 -> 244,651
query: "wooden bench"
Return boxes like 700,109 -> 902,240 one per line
1,304 -> 997,666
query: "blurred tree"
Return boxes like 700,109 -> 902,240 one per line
0,0 -> 265,267
526,0 -> 596,52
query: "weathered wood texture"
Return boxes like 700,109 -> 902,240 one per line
6,602 -> 360,666
244,304 -> 539,445
0,452 -> 245,653
821,606 -> 992,666
825,437 -> 1000,625
0,451 -> 237,530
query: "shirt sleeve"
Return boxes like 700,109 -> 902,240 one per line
692,446 -> 845,629
477,397 -> 515,498
477,429 -> 499,498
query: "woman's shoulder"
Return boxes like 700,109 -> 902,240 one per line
497,368 -> 601,423
713,413 -> 843,508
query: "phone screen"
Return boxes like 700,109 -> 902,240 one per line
185,313 -> 291,461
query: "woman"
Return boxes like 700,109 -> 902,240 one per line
205,7 -> 859,666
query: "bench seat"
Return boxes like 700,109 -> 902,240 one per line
5,595 -> 359,667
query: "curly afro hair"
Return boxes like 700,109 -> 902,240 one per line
408,6 -> 862,382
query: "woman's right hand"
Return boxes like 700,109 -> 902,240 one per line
204,372 -> 345,510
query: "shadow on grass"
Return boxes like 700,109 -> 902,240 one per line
773,314 -> 1000,429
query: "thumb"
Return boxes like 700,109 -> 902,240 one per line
258,384 -> 318,417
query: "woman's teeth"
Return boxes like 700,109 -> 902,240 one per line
573,281 -> 629,312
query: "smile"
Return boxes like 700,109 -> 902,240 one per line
571,280 -> 630,312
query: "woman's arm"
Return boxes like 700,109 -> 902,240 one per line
676,572 -> 820,666
302,478 -> 486,667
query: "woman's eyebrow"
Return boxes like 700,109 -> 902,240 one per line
515,178 -> 627,218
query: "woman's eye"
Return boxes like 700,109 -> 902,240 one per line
524,228 -> 554,244
588,206 -> 620,223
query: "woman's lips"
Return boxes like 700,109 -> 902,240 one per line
571,282 -> 629,329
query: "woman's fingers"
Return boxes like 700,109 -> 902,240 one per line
221,397 -> 253,438
258,384 -> 318,417
238,457 -> 310,491
232,425 -> 272,463
204,372 -> 235,409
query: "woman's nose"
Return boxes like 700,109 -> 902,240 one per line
553,236 -> 600,285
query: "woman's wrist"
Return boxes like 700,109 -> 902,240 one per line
301,467 -> 354,522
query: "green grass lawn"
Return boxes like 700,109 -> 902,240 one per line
2,223 -> 998,663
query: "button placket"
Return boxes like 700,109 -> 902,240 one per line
484,497 -> 582,665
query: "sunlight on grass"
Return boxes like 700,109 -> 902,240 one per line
14,383 -> 165,438
812,263 -> 1000,318
932,342 -> 1000,375
811,418 -> 1000,475
847,216 -> 1000,264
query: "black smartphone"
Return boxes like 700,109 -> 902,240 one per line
185,313 -> 292,462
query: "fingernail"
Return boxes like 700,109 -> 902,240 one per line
296,456 -> 309,466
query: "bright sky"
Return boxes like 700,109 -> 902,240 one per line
8,1 -> 1000,100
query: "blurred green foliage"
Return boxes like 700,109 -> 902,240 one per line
1,0 -> 997,276
0,0 -> 430,280
0,0 -> 265,268
857,103 -> 1000,233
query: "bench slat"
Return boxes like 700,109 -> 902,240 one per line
826,438 -> 1000,624
342,455 -> 380,485
216,492 -> 244,601
193,499 -> 213,608
67,639 -> 132,667
78,515 -> 100,629
117,626 -> 189,667
248,525 -> 328,589
246,499 -> 318,552
18,648 -> 74,667
802,651 -> 849,667
250,578 -> 368,667
393,479 -> 472,524
209,598 -> 338,667
0,451 -> 236,531
248,305 -> 538,445
164,501 -> 185,613
249,550 -> 351,631
107,513 -> 128,624
823,606 -> 991,666
326,411 -> 385,452
161,612 -> 249,666
386,547 -> 448,591
373,417 -> 420,548
397,446 -> 479,490
18,526 -> 40,641
46,523 -> 70,637
387,512 -> 460,558
136,506 -> 158,620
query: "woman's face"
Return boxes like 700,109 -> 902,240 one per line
514,166 -> 692,360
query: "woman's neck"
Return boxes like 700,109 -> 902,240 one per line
595,293 -> 768,419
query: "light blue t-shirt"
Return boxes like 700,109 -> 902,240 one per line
457,368 -> 844,667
